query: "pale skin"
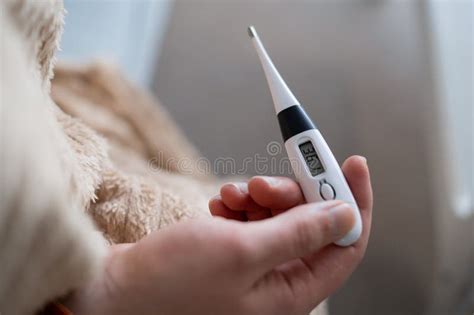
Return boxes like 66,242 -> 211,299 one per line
65,155 -> 372,315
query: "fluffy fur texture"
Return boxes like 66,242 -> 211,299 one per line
0,1 -> 105,314
51,62 -> 218,244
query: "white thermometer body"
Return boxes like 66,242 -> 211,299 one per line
248,26 -> 362,246
285,129 -> 362,246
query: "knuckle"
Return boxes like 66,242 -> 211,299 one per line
318,214 -> 334,237
291,213 -> 334,254
184,222 -> 209,244
292,219 -> 316,254
223,228 -> 253,266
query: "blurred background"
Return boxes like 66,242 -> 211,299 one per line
60,1 -> 473,315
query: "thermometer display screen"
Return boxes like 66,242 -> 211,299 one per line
299,141 -> 325,176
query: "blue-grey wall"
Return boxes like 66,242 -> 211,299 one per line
60,0 -> 173,87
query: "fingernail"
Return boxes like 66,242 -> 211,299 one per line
210,194 -> 221,201
253,176 -> 279,187
228,182 -> 248,194
328,202 -> 354,237
359,156 -> 367,164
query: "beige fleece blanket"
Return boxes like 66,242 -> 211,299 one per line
51,62 -> 219,244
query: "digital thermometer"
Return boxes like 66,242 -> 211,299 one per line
248,26 -> 362,246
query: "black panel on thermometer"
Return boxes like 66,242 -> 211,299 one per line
298,141 -> 325,176
277,105 -> 316,142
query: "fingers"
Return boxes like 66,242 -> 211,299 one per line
209,195 -> 272,222
341,155 -> 373,247
246,200 -> 355,271
248,176 -> 305,210
220,182 -> 268,212
219,176 -> 304,212
209,196 -> 247,221
342,156 -> 373,213
210,156 -> 373,312
216,177 -> 303,221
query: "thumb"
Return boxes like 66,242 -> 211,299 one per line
247,200 -> 355,271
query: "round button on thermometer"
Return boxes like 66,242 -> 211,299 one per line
320,182 -> 336,200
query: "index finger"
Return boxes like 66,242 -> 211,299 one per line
248,176 -> 305,210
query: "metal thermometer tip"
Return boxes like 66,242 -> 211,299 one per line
247,25 -> 300,114
247,25 -> 256,38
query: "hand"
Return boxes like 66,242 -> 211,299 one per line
65,156 -> 372,315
